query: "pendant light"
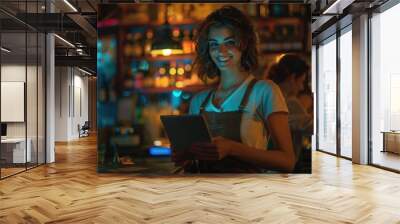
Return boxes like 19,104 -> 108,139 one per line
150,4 -> 183,56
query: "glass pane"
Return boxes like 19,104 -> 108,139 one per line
26,0 -> 39,170
371,4 -> 400,171
27,30 -> 38,169
38,0 -> 46,165
339,29 -> 352,158
38,32 -> 45,165
317,36 -> 337,154
1,31 -> 27,177
311,45 -> 317,151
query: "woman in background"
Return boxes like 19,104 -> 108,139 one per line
268,54 -> 313,163
172,6 -> 295,173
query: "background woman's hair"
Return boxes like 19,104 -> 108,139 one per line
268,54 -> 309,84
193,6 -> 259,82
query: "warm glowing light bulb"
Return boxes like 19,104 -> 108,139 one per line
184,64 -> 192,71
162,49 -> 172,56
159,68 -> 166,75
172,28 -> 180,37
169,67 -> 177,75
154,140 -> 162,146
177,68 -> 184,75
176,81 -> 184,88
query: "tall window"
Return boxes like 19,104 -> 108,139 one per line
312,45 -> 317,151
317,36 -> 337,154
371,2 -> 400,171
0,1 -> 47,179
339,27 -> 352,158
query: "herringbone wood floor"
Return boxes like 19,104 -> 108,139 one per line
1,135 -> 400,224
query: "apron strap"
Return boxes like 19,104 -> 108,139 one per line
200,78 -> 259,113
199,90 -> 213,113
239,79 -> 270,142
238,78 -> 258,111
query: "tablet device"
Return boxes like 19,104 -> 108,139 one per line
160,115 -> 212,151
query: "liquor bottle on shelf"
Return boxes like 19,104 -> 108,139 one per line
191,28 -> 197,53
159,66 -> 167,77
289,4 -> 304,17
168,63 -> 177,87
132,32 -> 144,57
154,75 -> 161,88
134,72 -> 144,89
184,63 -> 192,73
161,72 -> 170,88
172,27 -> 181,42
124,33 -> 133,57
183,4 -> 192,20
139,59 -> 149,73
247,4 -> 257,17
169,65 -> 177,87
182,29 -> 193,54
175,4 -> 184,23
259,5 -> 269,17
167,4 -> 174,24
143,66 -> 156,88
175,71 -> 185,88
143,77 -> 155,88
130,61 -> 138,78
270,4 -> 289,17
144,29 -> 154,56
174,64 -> 185,88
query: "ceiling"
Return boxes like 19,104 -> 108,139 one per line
0,0 -> 98,73
0,0 -> 391,74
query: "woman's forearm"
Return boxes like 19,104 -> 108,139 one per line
229,142 -> 295,172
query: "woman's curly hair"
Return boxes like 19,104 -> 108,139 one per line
193,6 -> 259,82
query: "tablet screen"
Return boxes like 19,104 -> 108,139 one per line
160,115 -> 212,151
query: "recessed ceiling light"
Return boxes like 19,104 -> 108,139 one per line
63,0 -> 78,12
322,0 -> 354,15
78,67 -> 93,76
1,47 -> 11,53
54,34 -> 75,48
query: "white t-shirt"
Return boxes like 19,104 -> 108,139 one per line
189,75 -> 288,150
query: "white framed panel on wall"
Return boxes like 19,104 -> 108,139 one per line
1,82 -> 25,122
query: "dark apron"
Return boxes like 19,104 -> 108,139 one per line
195,78 -> 264,173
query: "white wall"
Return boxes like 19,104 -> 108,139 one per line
1,65 -> 26,81
55,67 -> 69,141
1,65 -> 33,138
55,67 -> 89,141
1,64 -> 46,164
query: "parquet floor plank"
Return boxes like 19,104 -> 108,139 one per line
0,135 -> 399,223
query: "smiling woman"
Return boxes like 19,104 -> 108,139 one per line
194,6 -> 258,82
171,6 -> 296,173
